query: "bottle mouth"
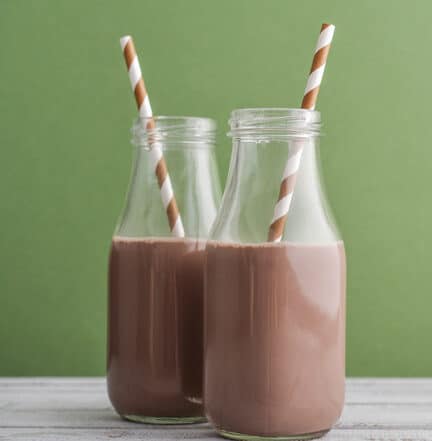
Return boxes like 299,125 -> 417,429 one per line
132,116 -> 216,148
228,108 -> 321,140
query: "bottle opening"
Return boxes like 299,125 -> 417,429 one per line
132,116 -> 216,148
228,108 -> 321,141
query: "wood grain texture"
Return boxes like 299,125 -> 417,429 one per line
0,378 -> 431,440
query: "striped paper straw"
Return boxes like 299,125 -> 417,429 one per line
120,35 -> 185,237
267,23 -> 335,242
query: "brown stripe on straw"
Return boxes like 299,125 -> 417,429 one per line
167,200 -> 180,230
155,158 -> 168,187
134,79 -> 146,108
123,39 -> 136,68
310,45 -> 331,72
268,217 -> 286,241
277,174 -> 297,200
302,88 -> 320,110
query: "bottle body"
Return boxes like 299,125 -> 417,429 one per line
108,117 -> 220,423
109,236 -> 206,422
204,109 -> 345,439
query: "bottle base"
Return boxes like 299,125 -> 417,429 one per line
218,428 -> 330,441
123,414 -> 207,425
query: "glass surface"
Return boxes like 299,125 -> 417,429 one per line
218,428 -> 330,441
204,109 -> 346,439
117,116 -> 220,238
108,116 -> 221,424
210,108 -> 339,244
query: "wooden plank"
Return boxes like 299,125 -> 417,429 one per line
2,378 -> 432,400
0,428 -> 431,441
0,378 -> 105,392
0,378 -> 104,386
346,378 -> 432,404
2,379 -> 432,406
1,403 -> 432,429
0,426 -> 216,441
339,404 -> 432,429
2,378 -> 432,403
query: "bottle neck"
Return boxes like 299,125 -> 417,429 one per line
116,144 -> 221,239
211,136 -> 340,244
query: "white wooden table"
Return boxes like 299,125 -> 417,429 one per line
0,378 -> 431,440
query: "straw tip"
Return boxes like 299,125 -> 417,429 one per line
120,35 -> 131,50
322,23 -> 336,32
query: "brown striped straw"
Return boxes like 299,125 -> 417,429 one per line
267,23 -> 335,242
120,35 -> 185,237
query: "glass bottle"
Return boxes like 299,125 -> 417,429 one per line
108,116 -> 221,424
204,108 -> 346,440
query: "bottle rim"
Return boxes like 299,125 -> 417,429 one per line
132,116 -> 216,148
228,108 -> 321,140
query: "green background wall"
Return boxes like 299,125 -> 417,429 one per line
1,0 -> 431,376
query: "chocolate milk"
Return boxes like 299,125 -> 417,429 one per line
204,241 -> 346,437
108,237 -> 205,421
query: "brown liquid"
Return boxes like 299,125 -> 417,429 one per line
107,237 -> 204,419
204,241 -> 346,437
